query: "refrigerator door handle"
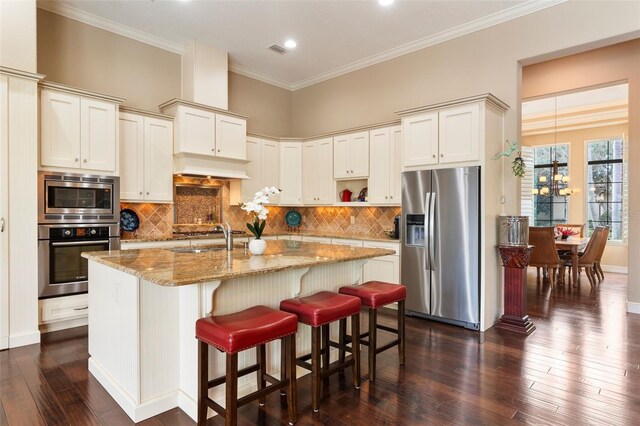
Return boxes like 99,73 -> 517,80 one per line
424,192 -> 432,270
429,192 -> 436,270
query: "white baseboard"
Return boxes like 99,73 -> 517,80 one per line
601,264 -> 628,274
39,317 -> 88,333
9,330 -> 40,348
0,336 -> 8,350
89,357 -> 179,422
628,302 -> 640,315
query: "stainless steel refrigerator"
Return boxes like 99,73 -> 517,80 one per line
401,166 -> 480,330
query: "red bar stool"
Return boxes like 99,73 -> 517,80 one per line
339,281 -> 406,381
279,291 -> 361,412
195,305 -> 298,426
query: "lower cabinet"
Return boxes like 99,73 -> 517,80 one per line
362,241 -> 400,284
39,294 -> 89,331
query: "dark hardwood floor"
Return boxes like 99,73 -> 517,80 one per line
2,271 -> 639,425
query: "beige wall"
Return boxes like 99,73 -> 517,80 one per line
522,39 -> 640,305
228,72 -> 291,137
1,0 -> 37,72
523,124 -> 628,268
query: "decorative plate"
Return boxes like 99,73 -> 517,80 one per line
285,210 -> 302,227
120,208 -> 140,232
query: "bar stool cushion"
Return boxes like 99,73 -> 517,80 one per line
339,281 -> 406,308
280,291 -> 361,327
195,305 -> 297,354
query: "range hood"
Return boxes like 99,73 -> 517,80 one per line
173,152 -> 250,180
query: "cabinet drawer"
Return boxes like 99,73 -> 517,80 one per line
40,294 -> 89,324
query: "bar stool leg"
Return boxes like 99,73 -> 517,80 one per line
225,353 -> 238,425
351,313 -> 360,389
321,324 -> 330,376
285,335 -> 297,425
368,308 -> 377,381
257,344 -> 266,406
338,318 -> 347,375
398,300 -> 406,365
197,340 -> 208,426
311,326 -> 321,412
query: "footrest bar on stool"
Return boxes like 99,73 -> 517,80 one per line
206,398 -> 225,415
237,380 -> 289,408
319,358 -> 354,379
377,324 -> 399,334
375,339 -> 400,355
208,364 -> 260,388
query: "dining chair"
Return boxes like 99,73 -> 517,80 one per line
560,226 -> 604,287
528,227 -> 564,288
593,226 -> 610,282
555,223 -> 585,237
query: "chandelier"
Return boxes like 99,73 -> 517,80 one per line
532,96 -> 575,197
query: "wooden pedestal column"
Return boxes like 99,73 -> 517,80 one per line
496,245 -> 536,335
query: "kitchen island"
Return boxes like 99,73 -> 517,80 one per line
82,240 -> 393,422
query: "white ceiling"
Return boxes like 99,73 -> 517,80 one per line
38,0 -> 563,90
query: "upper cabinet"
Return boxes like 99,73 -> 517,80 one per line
302,138 -> 333,205
279,142 -> 302,205
334,131 -> 369,179
119,109 -> 173,203
368,125 -> 402,205
160,100 -> 247,161
242,137 -> 280,204
399,95 -> 507,170
40,83 -> 123,173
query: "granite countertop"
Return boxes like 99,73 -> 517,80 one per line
83,240 -> 395,287
121,231 -> 400,244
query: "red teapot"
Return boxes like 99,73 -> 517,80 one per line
340,189 -> 353,202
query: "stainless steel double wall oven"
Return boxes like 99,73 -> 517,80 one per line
38,172 -> 120,299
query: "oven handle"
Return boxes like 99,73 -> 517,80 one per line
51,240 -> 110,247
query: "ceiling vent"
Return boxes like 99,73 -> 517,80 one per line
267,44 -> 288,55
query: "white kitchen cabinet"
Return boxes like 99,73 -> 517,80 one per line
243,137 -> 280,204
438,103 -> 480,164
301,236 -> 332,244
368,125 -> 402,205
399,95 -> 506,169
333,131 -> 369,179
279,142 -> 302,205
40,83 -> 122,173
39,294 -> 89,325
302,138 -> 333,204
362,241 -> 400,287
402,111 -> 438,167
215,114 -> 246,160
119,110 -> 173,203
161,100 -> 247,162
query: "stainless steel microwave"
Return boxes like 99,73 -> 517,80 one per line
38,171 -> 120,224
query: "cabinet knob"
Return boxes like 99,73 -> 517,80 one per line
217,149 -> 220,152
139,191 -> 143,195
440,154 -> 444,158
75,158 -> 79,162
0,217 -> 4,232
390,196 -> 393,199
83,159 -> 88,163
211,148 -> 215,151
385,196 -> 388,199
432,155 -> 436,158
146,192 -> 149,195
350,170 -> 354,173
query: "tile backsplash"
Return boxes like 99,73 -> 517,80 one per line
121,177 -> 400,239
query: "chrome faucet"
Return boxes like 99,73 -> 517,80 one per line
214,222 -> 234,251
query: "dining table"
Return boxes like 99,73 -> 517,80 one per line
555,237 -> 589,285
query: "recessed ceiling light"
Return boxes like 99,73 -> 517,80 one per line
379,0 -> 394,6
284,39 -> 297,49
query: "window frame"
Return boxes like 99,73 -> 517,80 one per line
532,142 -> 571,227
583,136 -> 626,245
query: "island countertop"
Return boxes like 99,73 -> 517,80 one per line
82,240 -> 394,286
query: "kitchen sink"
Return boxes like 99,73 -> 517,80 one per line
168,246 -> 226,254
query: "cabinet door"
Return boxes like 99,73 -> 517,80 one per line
243,137 -> 262,201
363,256 -> 400,284
144,117 -> 173,202
333,135 -> 350,179
349,131 -> 369,178
215,114 -> 246,160
368,127 -> 390,204
402,111 -> 438,167
176,105 -> 215,156
261,140 -> 280,204
0,75 -> 7,349
80,98 -> 116,171
316,138 -> 334,204
40,89 -> 81,169
119,113 -> 144,201
279,143 -> 302,205
301,141 -> 317,204
438,103 -> 480,163
390,125 -> 403,203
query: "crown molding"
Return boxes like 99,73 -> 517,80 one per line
37,1 -> 184,54
228,64 -> 293,91
289,0 -> 566,91
37,0 -> 565,92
